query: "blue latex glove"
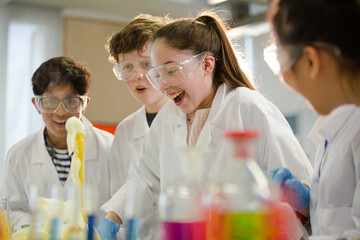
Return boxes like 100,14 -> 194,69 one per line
96,218 -> 120,240
268,168 -> 310,211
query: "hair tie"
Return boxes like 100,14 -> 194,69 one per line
194,20 -> 205,26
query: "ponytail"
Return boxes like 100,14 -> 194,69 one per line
152,10 -> 256,91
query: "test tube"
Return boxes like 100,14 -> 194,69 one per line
0,196 -> 11,240
84,186 -> 97,240
49,186 -> 62,240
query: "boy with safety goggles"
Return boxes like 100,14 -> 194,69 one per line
1,56 -> 115,232
97,14 -> 171,240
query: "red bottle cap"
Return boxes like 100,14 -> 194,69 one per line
225,130 -> 259,139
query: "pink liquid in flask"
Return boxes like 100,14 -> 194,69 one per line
161,220 -> 206,240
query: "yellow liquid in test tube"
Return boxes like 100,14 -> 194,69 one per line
66,117 -> 100,240
75,130 -> 101,240
0,210 -> 10,240
76,132 -> 86,222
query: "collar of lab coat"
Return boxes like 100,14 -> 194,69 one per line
132,105 -> 149,139
308,104 -> 358,144
31,116 -> 97,163
166,83 -> 226,125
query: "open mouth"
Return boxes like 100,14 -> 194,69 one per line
54,119 -> 67,127
168,91 -> 185,104
136,86 -> 146,92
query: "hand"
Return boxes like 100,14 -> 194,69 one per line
268,168 -> 310,211
96,218 -> 120,240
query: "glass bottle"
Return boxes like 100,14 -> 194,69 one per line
208,130 -> 275,240
158,147 -> 207,240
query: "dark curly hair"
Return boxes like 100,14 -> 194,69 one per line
32,56 -> 91,95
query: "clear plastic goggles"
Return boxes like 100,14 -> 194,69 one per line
35,95 -> 88,114
146,51 -> 210,90
263,44 -> 304,76
113,58 -> 152,81
264,41 -> 342,76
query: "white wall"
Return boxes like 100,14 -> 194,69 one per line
0,3 -> 62,186
0,6 -> 7,185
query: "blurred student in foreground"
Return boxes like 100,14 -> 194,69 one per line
266,0 -> 360,237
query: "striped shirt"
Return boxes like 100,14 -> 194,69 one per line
51,147 -> 71,184
44,130 -> 71,185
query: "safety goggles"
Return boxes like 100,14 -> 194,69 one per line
113,57 -> 152,81
263,44 -> 304,76
146,51 -> 210,90
264,41 -> 342,76
35,95 -> 88,114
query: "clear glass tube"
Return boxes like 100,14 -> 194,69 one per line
0,196 -> 11,240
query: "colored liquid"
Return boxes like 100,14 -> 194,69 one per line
0,210 -> 10,240
87,215 -> 96,240
162,220 -> 206,240
126,218 -> 141,240
49,218 -> 61,240
209,210 -> 275,240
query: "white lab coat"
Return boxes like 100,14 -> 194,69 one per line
108,83 -> 313,220
309,104 -> 360,237
108,105 -> 149,196
104,106 -> 152,240
1,116 -> 114,231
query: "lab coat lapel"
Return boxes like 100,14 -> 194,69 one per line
132,106 -> 149,140
167,106 -> 188,177
308,116 -> 327,225
196,84 -> 226,178
196,84 -> 226,149
31,128 -> 62,189
167,104 -> 188,149
166,102 -> 188,173
319,104 -> 357,142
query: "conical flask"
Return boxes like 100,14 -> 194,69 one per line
158,147 -> 207,240
208,130 -> 274,240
